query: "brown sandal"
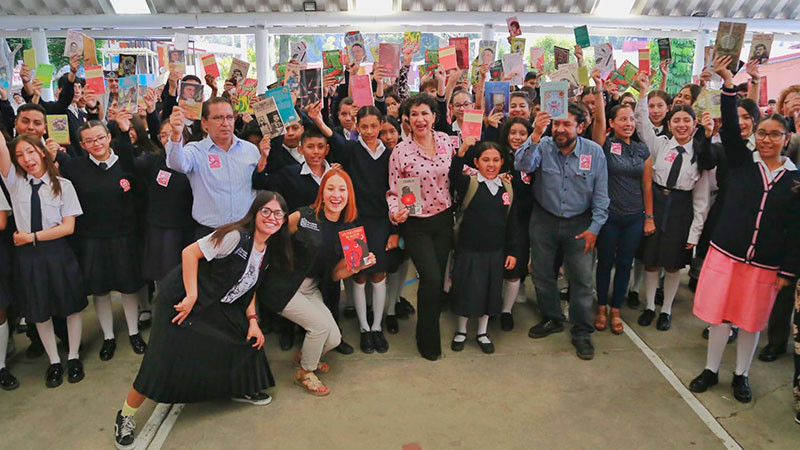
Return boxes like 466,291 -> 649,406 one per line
294,371 -> 330,396
594,306 -> 608,331
610,308 -> 624,335
293,352 -> 330,373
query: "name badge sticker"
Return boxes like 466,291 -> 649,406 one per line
579,154 -> 592,171
156,170 -> 172,187
610,142 -> 622,155
664,150 -> 677,163
502,192 -> 511,206
208,154 -> 221,169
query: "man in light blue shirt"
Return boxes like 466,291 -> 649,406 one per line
515,104 -> 610,360
166,98 -> 261,236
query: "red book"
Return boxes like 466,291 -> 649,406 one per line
84,65 -> 106,94
449,37 -> 470,70
201,54 -> 220,78
638,49 -> 651,75
339,226 -> 371,271
350,74 -> 374,107
461,109 -> 483,140
439,45 -> 457,71
379,43 -> 401,78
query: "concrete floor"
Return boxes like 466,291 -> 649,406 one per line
1,277 -> 798,449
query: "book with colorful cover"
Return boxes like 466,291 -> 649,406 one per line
619,60 -> 639,85
46,115 -> 69,145
298,68 -> 322,108
253,96 -> 285,139
274,62 -> 287,80
554,46 -> 570,68
594,43 -> 614,73
489,60 -> 503,81
484,81 -> 510,116
749,33 -> 773,64
35,63 -> 54,87
704,45 -> 715,69
234,78 -> 258,114
344,31 -> 366,64
510,37 -> 526,54
714,21 -> 747,72
83,34 -> 98,65
638,49 -> 651,75
607,71 -> 628,90
265,85 -> 299,124
478,40 -> 497,66
439,45 -> 457,71
290,41 -> 308,64
462,109 -> 483,140
23,48 -> 36,69
530,47 -> 545,70
403,32 -> 421,57
469,56 -> 481,85
506,17 -> 522,37
84,65 -> 105,94
379,43 -> 401,78
168,50 -> 186,73
502,52 -> 524,86
64,30 -> 84,57
323,50 -> 344,84
398,177 -> 423,215
339,226 -> 372,271
574,25 -> 590,48
201,54 -> 220,78
137,84 -> 149,114
118,76 -> 139,113
350,74 -> 374,107
283,62 -> 304,93
118,54 -> 137,77
657,38 -> 671,61
178,81 -> 204,120
423,49 -> 439,74
449,37 -> 470,70
229,57 -> 250,84
540,81 -> 569,119
0,67 -> 9,90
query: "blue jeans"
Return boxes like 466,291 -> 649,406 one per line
529,203 -> 594,337
595,212 -> 644,308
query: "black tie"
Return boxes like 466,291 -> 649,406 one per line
665,146 -> 686,189
30,180 -> 43,233
98,162 -> 108,171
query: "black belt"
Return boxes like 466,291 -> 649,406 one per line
654,183 -> 692,197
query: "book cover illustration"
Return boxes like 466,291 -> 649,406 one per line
118,76 -> 138,113
714,21 -> 747,72
489,60 -> 503,81
339,226 -> 373,271
229,57 -> 250,85
379,43 -> 401,78
638,49 -> 651,75
530,47 -> 545,70
540,81 -> 569,120
350,74 -> 374,107
749,33 -> 773,64
403,32 -> 421,57
118,54 -> 137,77
423,49 -> 439,74
201,54 -> 220,78
657,38 -> 672,61
234,78 -> 258,114
502,52 -> 524,86
398,177 -> 423,215
478,40 -> 497,66
574,26 -> 590,48
484,81 -> 510,116
168,49 -> 186,73
64,30 -> 84,57
265,85 -> 299,124
345,31 -> 366,65
554,46 -> 570,68
506,17 -> 521,37
46,115 -> 69,145
253,96 -> 285,139
283,62 -> 304,93
84,65 -> 105,94
178,81 -> 204,120
323,50 -> 344,84
594,43 -> 614,73
462,109 -> 483,140
291,41 -> 308,64
298,68 -> 322,107
449,37 -> 470,70
510,37 -> 526,55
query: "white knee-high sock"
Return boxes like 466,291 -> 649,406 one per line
66,313 -> 82,360
705,323 -> 732,373
477,316 -> 491,343
370,279 -> 387,332
94,294 -> 115,340
502,280 -> 521,313
644,270 -> 660,311
631,259 -> 645,293
0,321 -> 8,369
661,271 -> 682,315
735,330 -> 760,376
352,282 -> 369,332
454,316 -> 468,342
36,319 -> 61,364
121,293 -> 140,336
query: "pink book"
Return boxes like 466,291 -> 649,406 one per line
439,45 -> 457,71
461,109 -> 483,140
201,54 -> 220,78
350,74 -> 374,106
379,43 -> 401,78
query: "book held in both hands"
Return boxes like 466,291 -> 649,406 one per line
398,178 -> 423,216
339,227 -> 374,271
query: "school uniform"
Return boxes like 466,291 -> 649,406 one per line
693,87 -> 800,333
449,156 -> 520,318
634,100 -> 711,270
264,139 -> 304,175
0,190 -> 12,311
133,230 -> 274,403
135,152 -> 195,283
59,133 -> 145,295
252,160 -> 330,213
502,154 -> 534,280
0,169 -> 85,323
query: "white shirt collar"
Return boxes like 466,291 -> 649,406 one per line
25,172 -> 52,185
477,173 -> 502,196
451,120 -> 462,134
283,144 -> 304,164
753,152 -> 797,182
358,136 -> 387,160
746,134 -> 756,151
89,150 -> 119,169
300,160 -> 331,185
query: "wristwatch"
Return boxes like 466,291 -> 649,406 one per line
645,214 -> 655,220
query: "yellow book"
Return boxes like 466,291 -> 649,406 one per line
47,115 -> 70,145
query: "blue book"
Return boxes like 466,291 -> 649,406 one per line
484,81 -> 510,116
265,86 -> 298,124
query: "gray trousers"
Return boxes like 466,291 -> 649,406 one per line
280,278 -> 341,371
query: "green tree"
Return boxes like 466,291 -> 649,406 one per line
6,37 -> 104,71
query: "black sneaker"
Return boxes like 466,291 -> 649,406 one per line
500,312 -> 514,331
656,313 -> 671,331
528,319 -> 564,339
372,330 -> 389,353
26,337 -> 44,359
360,331 -> 375,354
385,315 -> 399,334
627,291 -> 640,308
232,391 -> 272,406
137,310 -> 152,330
45,363 -> 63,388
0,367 -> 19,391
572,336 -> 594,360
99,338 -> 116,361
335,340 -> 354,355
637,309 -> 656,326
731,373 -> 752,403
279,330 -> 294,351
67,358 -> 85,384
343,306 -> 356,319
129,334 -> 147,354
114,410 -> 136,450
689,369 -> 718,393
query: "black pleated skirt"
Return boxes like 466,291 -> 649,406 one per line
0,239 -> 12,310
451,248 -> 504,318
357,215 -> 392,274
642,186 -> 693,270
76,235 -> 145,295
13,239 -> 86,323
141,225 -> 195,283
133,269 -> 274,403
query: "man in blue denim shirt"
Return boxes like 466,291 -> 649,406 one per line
166,98 -> 261,238
515,104 -> 609,360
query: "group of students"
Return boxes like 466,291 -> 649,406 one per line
0,36 -> 799,450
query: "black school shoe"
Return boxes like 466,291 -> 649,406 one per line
451,332 -> 466,352
360,331 -> 375,354
385,315 -> 399,334
572,336 -> 594,360
528,319 -> 564,339
114,410 -> 136,450
231,391 -> 272,406
731,374 -> 752,403
45,363 -> 64,388
637,309 -> 656,326
279,331 -> 294,351
689,369 -> 718,393
0,367 -> 19,390
627,291 -> 640,308
343,306 -> 356,319
67,359 -> 84,383
396,297 -> 415,318
372,330 -> 389,353
335,340 -> 354,355
129,334 -> 147,354
476,334 -> 495,354
758,344 -> 786,362
137,310 -> 152,330
656,313 -> 671,331
100,338 -> 116,361
500,312 -> 514,331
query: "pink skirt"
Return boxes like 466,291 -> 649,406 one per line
693,246 -> 779,333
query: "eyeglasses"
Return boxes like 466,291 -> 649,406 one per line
755,130 -> 786,141
81,135 -> 108,146
259,207 -> 286,221
452,102 -> 472,109
207,115 -> 235,123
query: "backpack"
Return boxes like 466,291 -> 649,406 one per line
453,175 -> 513,243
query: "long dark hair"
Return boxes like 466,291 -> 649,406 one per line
9,135 -> 62,197
210,191 -> 293,271
130,117 -> 160,156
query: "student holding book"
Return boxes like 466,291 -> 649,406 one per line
0,190 -> 11,390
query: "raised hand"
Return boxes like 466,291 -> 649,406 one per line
169,106 -> 186,140
712,55 -> 733,83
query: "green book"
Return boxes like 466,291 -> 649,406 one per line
35,63 -> 55,86
574,26 -> 590,48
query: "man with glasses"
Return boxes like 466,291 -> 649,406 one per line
166,97 -> 261,238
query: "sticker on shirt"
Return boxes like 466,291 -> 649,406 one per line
579,154 -> 592,171
520,172 -> 531,184
610,143 -> 622,155
502,192 -> 511,206
156,170 -> 172,187
664,150 -> 678,163
119,178 -> 131,193
208,154 -> 221,169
